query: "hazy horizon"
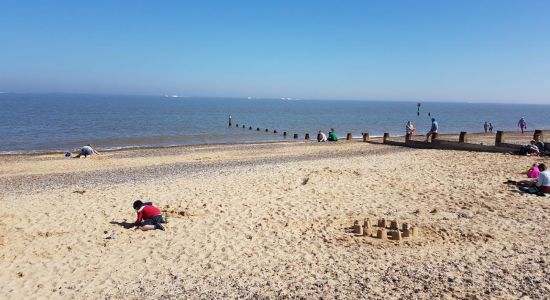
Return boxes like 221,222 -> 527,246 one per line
1,1 -> 549,104
3,91 -> 550,106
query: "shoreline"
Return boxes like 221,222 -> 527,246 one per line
0,129 -> 544,157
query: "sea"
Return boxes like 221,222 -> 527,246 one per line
1,93 -> 549,154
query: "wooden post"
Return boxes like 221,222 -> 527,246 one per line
283,131 -> 287,137
346,133 -> 352,140
495,131 -> 504,146
383,133 -> 390,143
293,133 -> 298,139
363,132 -> 369,142
242,125 -> 245,128
228,115 -> 232,127
459,131 -> 468,143
305,133 -> 310,140
274,130 -> 277,134
249,126 -> 252,130
534,130 -> 544,141
256,128 -> 260,131
236,123 -> 238,127
265,129 -> 268,132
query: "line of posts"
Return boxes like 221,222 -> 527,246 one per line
228,116 -> 545,144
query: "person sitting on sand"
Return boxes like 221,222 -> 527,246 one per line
514,164 -> 550,195
425,118 -> 438,142
518,140 -> 539,156
526,164 -> 541,179
317,130 -> 328,142
534,136 -> 545,154
328,128 -> 338,142
405,121 -> 415,139
133,200 -> 166,231
74,144 -> 101,158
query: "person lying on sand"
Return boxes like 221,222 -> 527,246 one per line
508,163 -> 550,196
133,200 -> 166,231
73,144 -> 101,158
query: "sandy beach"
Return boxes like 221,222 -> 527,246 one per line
0,140 -> 548,299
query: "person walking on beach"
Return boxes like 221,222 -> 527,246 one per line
73,144 -> 101,158
405,121 -> 415,140
484,121 -> 488,133
133,200 -> 166,231
425,118 -> 438,142
518,117 -> 527,134
489,123 -> 494,133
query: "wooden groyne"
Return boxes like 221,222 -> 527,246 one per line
375,130 -> 548,153
227,116 -> 547,153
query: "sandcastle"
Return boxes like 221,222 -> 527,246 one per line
352,218 -> 420,241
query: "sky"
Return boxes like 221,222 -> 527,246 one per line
1,0 -> 549,104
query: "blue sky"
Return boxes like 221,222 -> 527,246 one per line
1,0 -> 549,103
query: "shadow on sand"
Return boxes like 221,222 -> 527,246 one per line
110,220 -> 135,229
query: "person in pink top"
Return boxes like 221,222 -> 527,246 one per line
527,164 -> 540,179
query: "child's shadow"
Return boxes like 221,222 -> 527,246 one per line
110,221 -> 135,229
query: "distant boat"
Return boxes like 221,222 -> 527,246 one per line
280,97 -> 293,101
164,94 -> 181,99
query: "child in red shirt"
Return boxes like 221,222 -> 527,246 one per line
133,200 -> 166,231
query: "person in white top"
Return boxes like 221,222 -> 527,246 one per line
405,121 -> 415,140
317,130 -> 327,142
517,163 -> 550,194
535,165 -> 550,193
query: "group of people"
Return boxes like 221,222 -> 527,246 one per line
402,118 -> 438,142
317,128 -> 339,142
483,122 -> 494,133
508,163 -> 550,196
67,144 -> 166,231
518,136 -> 546,156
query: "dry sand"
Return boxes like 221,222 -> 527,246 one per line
0,141 -> 548,299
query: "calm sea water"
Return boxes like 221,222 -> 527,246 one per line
1,93 -> 549,153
